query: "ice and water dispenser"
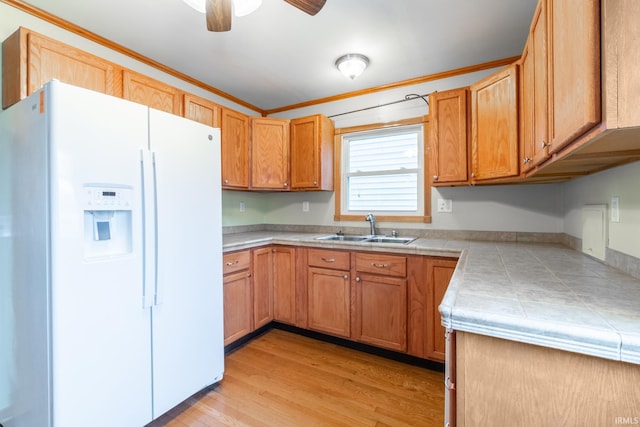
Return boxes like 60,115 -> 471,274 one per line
83,185 -> 133,259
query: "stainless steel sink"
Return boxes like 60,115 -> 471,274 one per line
314,234 -> 416,244
365,236 -> 416,244
314,234 -> 370,242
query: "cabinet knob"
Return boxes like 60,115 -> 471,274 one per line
523,157 -> 531,164
355,276 -> 361,282
540,140 -> 549,149
313,181 -> 318,186
471,172 -> 475,178
433,175 -> 439,181
224,179 -> 229,184
343,274 -> 348,280
247,273 -> 252,278
283,182 -> 288,187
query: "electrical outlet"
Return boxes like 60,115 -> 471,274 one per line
302,201 -> 310,212
437,198 -> 453,213
239,201 -> 245,213
611,196 -> 620,222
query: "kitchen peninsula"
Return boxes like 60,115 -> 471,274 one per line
223,230 -> 640,426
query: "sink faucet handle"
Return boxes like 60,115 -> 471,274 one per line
391,230 -> 398,237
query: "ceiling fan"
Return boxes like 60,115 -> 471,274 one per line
204,0 -> 327,32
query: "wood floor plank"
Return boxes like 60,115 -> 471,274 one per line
148,330 -> 444,426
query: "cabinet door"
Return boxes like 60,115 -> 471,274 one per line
425,258 -> 457,361
122,70 -> 182,115
252,247 -> 273,329
429,88 -> 470,185
250,118 -> 290,190
548,0 -> 600,154
353,273 -> 407,352
184,93 -> 221,127
22,30 -> 120,105
290,115 -> 334,190
520,0 -> 550,173
223,270 -> 252,346
471,64 -> 520,181
221,108 -> 250,188
273,246 -> 296,324
307,267 -> 351,338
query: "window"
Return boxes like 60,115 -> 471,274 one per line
336,120 -> 430,222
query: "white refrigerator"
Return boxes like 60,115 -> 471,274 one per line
0,80 -> 224,427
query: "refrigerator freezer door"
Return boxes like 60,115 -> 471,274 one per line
148,109 -> 224,418
46,82 -> 153,427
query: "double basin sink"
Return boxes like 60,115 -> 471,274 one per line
314,234 -> 416,245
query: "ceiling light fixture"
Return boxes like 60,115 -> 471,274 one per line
182,0 -> 262,17
335,54 -> 369,80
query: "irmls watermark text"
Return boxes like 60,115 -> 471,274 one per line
615,416 -> 640,425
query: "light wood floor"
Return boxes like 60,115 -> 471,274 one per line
148,329 -> 444,427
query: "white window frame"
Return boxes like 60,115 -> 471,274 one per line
334,117 -> 431,223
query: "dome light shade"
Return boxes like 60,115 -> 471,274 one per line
335,54 -> 369,80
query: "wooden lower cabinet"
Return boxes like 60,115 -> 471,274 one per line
272,246 -> 296,324
252,247 -> 274,329
425,258 -> 457,361
352,252 -> 408,352
223,245 -> 458,362
455,331 -> 640,426
222,251 -> 252,346
307,248 -> 351,338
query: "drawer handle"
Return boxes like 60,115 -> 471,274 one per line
225,260 -> 239,266
371,262 -> 388,269
321,257 -> 336,263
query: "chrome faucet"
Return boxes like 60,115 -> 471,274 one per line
365,213 -> 377,236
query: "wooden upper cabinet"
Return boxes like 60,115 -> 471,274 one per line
290,114 -> 335,191
220,108 -> 250,189
429,88 -> 470,185
471,64 -> 520,181
183,93 -> 221,127
2,27 -> 121,109
547,0 -> 600,154
122,70 -> 182,115
520,0 -> 550,173
250,117 -> 290,190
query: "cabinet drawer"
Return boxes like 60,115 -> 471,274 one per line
308,248 -> 350,270
354,253 -> 407,277
223,250 -> 251,275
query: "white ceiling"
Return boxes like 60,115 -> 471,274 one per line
21,0 -> 538,111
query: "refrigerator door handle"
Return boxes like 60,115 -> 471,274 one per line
141,149 -> 157,309
151,151 -> 164,306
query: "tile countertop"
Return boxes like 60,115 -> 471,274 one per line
222,232 -> 640,365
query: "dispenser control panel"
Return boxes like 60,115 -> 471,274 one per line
83,186 -> 133,210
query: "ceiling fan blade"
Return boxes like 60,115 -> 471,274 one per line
283,0 -> 326,16
206,0 -> 232,32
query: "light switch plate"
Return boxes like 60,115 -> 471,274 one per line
611,196 -> 620,222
